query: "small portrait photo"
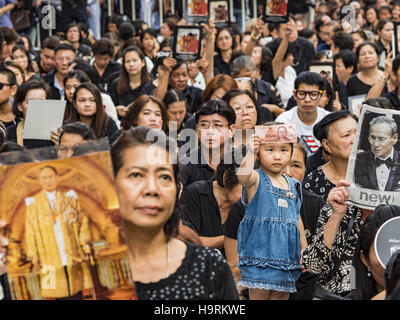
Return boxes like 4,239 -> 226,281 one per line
173,26 -> 202,61
1,147 -> 136,300
209,0 -> 229,23
187,0 -> 208,16
353,111 -> 400,192
308,62 -> 334,84
348,95 -> 366,116
265,0 -> 288,16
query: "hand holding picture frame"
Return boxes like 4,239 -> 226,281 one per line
173,26 -> 202,62
263,0 -> 288,23
208,0 -> 230,28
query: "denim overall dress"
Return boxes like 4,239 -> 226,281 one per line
237,169 -> 303,293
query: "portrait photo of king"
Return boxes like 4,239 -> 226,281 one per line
354,116 -> 400,191
24,165 -> 92,300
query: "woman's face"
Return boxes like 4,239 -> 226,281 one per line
217,30 -> 233,52
124,50 -> 145,76
324,116 -> 357,160
65,77 -> 82,103
352,33 -> 365,51
20,88 -> 47,118
167,101 -> 186,129
137,101 -> 163,130
7,66 -> 24,85
229,94 -> 257,130
358,45 -> 379,69
309,34 -> 319,52
283,147 -> 306,182
251,46 -> 262,67
366,8 -> 377,24
74,88 -> 97,118
142,33 -> 156,53
67,26 -> 80,43
12,49 -> 28,71
379,22 -> 394,43
115,145 -> 177,232
160,23 -> 173,39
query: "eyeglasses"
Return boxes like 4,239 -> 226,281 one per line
0,82 -> 12,90
233,105 -> 256,114
294,90 -> 322,100
198,122 -> 228,131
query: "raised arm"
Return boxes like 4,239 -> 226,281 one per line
154,57 -> 177,101
243,16 -> 264,57
202,19 -> 216,82
366,51 -> 393,101
272,19 -> 295,81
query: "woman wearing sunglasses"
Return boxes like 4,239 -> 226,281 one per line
275,72 -> 330,156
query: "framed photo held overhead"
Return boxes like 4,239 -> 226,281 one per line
348,94 -> 367,117
262,0 -> 288,23
308,61 -> 335,85
185,0 -> 209,24
208,0 -> 230,28
173,26 -> 202,62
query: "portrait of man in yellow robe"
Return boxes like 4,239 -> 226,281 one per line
24,165 -> 92,299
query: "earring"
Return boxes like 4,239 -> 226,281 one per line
367,266 -> 371,278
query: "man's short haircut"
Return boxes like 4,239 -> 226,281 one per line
118,22 -> 136,41
332,31 -> 354,52
55,43 -> 76,55
334,49 -> 357,73
92,38 -> 115,56
294,71 -> 325,91
298,28 -> 316,39
0,26 -> 18,44
42,36 -> 61,51
369,116 -> 398,137
59,122 -> 97,143
231,55 -> 255,77
195,99 -> 236,126
39,165 -> 58,175
0,67 -> 17,86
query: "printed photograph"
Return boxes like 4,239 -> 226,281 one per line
209,0 -> 229,22
1,148 -> 136,300
265,0 -> 287,16
309,63 -> 334,84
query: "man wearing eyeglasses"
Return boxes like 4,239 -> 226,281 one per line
275,71 -> 330,155
43,43 -> 76,100
354,116 -> 400,191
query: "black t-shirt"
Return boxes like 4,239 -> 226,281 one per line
346,74 -> 372,98
383,89 -> 400,110
109,78 -> 143,106
178,147 -> 215,188
135,242 -> 239,300
93,61 -> 121,90
305,147 -> 325,176
181,180 -> 221,238
222,200 -> 245,240
214,53 -> 231,76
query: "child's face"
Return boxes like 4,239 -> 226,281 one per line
258,143 -> 292,174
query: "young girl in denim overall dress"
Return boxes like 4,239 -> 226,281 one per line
237,132 -> 307,300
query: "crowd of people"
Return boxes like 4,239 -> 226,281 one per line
0,0 -> 400,301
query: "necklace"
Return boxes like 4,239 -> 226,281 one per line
269,175 -> 288,190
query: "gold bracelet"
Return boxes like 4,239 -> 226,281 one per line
251,34 -> 260,41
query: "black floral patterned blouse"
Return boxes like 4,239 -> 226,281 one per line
302,204 -> 363,296
303,166 -> 336,201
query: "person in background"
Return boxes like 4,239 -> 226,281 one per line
64,23 -> 92,58
375,19 -> 394,69
0,67 -> 17,129
350,29 -> 368,53
57,122 -> 96,159
334,50 -> 357,86
0,26 -> 18,61
35,36 -> 60,77
11,44 -> 37,82
4,60 -> 24,85
43,43 -> 77,100
0,0 -> 15,28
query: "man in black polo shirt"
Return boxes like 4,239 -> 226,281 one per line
178,100 -> 236,188
147,60 -> 204,114
91,38 -> 121,91
267,16 -> 315,75
43,43 -> 76,100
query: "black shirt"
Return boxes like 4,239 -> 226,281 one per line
42,70 -> 62,100
93,61 -> 121,91
181,180 -> 222,238
178,146 -> 215,188
214,53 -> 231,76
109,78 -> 143,106
383,89 -> 400,110
346,74 -> 372,98
303,166 -> 335,201
268,37 -> 315,75
305,147 -> 326,176
255,78 -> 285,109
135,242 -> 239,300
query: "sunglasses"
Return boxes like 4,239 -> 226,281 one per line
0,82 -> 12,90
